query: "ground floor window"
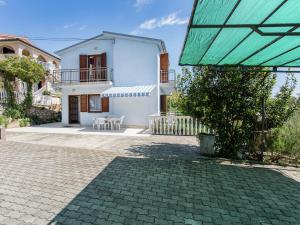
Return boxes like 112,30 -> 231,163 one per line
88,94 -> 101,112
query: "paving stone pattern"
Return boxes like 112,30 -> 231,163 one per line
0,138 -> 300,225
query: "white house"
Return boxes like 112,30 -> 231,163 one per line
55,31 -> 175,127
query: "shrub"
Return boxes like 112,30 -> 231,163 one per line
4,107 -> 23,120
42,90 -> 51,96
266,109 -> 300,164
0,115 -> 9,128
19,118 -> 31,127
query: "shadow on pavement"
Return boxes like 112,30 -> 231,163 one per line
49,144 -> 300,225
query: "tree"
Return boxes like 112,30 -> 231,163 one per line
0,56 -> 45,109
174,66 -> 298,159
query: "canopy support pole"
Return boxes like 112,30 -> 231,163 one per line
259,74 -> 268,162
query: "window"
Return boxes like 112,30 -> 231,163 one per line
88,95 -> 101,112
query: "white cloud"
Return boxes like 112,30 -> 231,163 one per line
0,0 -> 7,6
63,23 -> 77,29
134,0 -> 152,9
79,25 -> 87,31
139,12 -> 188,30
139,18 -> 158,30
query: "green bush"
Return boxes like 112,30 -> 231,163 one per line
266,109 -> 300,163
42,90 -> 51,96
0,115 -> 9,128
4,107 -> 23,120
19,118 -> 30,127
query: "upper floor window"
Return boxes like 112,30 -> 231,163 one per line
37,55 -> 47,63
1,46 -> 15,54
22,49 -> 30,57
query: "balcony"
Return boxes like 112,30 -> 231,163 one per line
54,68 -> 113,85
160,69 -> 176,84
160,69 -> 176,95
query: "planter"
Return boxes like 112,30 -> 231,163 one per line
198,133 -> 216,156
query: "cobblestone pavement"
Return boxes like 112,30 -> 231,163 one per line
0,133 -> 300,225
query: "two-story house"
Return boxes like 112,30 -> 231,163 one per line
0,34 -> 61,105
55,31 -> 175,127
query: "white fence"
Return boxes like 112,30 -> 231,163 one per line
149,115 -> 213,136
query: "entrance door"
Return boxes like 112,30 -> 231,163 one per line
69,96 -> 79,124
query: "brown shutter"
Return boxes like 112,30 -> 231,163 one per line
160,95 -> 167,113
100,53 -> 107,67
100,53 -> 107,80
101,97 -> 109,112
80,95 -> 88,112
79,55 -> 88,82
160,53 -> 169,82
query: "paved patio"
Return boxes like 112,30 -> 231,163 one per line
0,131 -> 300,225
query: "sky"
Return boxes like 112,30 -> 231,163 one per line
0,0 -> 299,95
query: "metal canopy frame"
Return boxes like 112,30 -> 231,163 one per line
179,0 -> 300,68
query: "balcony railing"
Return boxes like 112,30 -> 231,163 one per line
53,68 -> 113,84
160,69 -> 176,83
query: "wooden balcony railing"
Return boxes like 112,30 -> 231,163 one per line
53,68 -> 113,84
160,69 -> 176,83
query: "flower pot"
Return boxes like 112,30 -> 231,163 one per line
198,133 -> 215,156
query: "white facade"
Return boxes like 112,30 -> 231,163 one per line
56,31 -> 174,128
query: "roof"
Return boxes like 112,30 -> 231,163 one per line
0,34 -> 32,44
55,31 -> 167,55
101,85 -> 156,97
179,0 -> 300,67
0,34 -> 60,61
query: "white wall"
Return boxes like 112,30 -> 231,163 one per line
60,39 -> 114,70
61,84 -> 111,125
113,38 -> 160,86
111,88 -> 158,127
61,85 -> 157,127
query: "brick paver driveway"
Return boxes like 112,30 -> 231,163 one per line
0,132 -> 300,225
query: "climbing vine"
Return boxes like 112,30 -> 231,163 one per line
0,56 -> 45,109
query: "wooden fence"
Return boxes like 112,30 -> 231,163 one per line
149,115 -> 213,136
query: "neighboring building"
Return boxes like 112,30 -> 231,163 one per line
55,31 -> 175,127
0,34 -> 60,106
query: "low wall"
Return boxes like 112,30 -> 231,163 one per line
26,107 -> 61,125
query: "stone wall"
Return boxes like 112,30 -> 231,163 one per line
26,106 -> 61,125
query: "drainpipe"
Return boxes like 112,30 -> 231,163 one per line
157,54 -> 161,115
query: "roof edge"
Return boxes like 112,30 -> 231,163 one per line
55,31 -> 167,55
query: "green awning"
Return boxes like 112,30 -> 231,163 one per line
179,0 -> 300,67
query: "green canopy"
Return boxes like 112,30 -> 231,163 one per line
179,0 -> 300,67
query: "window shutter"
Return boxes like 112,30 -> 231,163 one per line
160,53 -> 169,71
160,53 -> 169,82
101,97 -> 109,112
80,95 -> 88,112
79,55 -> 88,82
100,53 -> 107,68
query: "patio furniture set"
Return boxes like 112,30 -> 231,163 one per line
92,115 -> 125,131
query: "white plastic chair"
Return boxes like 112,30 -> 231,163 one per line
115,116 -> 125,130
96,118 -> 108,130
92,117 -> 97,129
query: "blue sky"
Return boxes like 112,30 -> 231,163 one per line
0,0 -> 299,95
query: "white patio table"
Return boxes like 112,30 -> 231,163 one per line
95,116 -> 120,130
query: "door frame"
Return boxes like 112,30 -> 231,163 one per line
68,95 -> 80,124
